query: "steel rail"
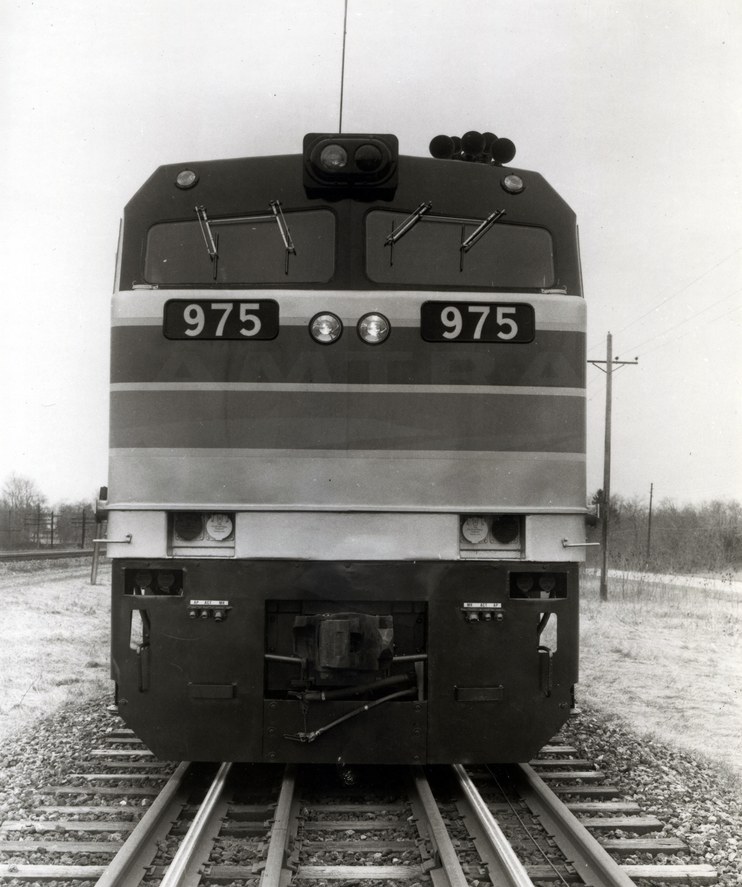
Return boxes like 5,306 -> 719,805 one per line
158,761 -> 233,887
0,548 -> 94,561
409,766 -> 470,887
260,764 -> 298,887
95,761 -> 192,887
514,763 -> 637,887
453,763 -> 536,887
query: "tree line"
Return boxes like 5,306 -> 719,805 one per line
2,472 -> 740,572
586,492 -> 741,575
0,473 -> 97,551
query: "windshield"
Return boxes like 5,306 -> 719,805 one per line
144,209 -> 335,284
366,210 -> 554,288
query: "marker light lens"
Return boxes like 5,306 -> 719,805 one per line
515,573 -> 534,594
539,573 -> 557,593
134,570 -> 153,589
206,513 -> 233,541
174,512 -> 203,541
502,174 -> 525,194
491,515 -> 520,544
320,144 -> 348,170
358,313 -> 390,344
462,516 -> 489,544
310,312 -> 343,344
175,169 -> 198,189
157,571 -> 176,590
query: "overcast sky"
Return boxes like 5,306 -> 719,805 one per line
1,0 -> 740,507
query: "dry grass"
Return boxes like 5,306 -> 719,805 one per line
0,560 -> 112,743
579,570 -> 742,778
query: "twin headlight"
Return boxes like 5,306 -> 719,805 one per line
310,312 -> 391,345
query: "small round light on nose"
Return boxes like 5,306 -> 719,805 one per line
515,573 -> 534,594
539,573 -> 557,593
358,312 -> 390,345
174,512 -> 203,541
157,571 -> 176,591
461,516 -> 489,544
206,513 -> 233,541
175,169 -> 198,189
491,515 -> 520,544
134,570 -> 153,589
319,144 -> 348,170
310,312 -> 343,344
501,174 -> 525,194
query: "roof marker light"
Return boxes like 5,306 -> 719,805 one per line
502,174 -> 525,194
175,169 -> 198,189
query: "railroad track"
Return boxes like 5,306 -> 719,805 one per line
0,549 -> 94,562
0,730 -> 718,886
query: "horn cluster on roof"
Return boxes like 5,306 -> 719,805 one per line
429,131 -> 516,165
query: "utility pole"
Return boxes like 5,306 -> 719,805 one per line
646,482 -> 654,565
588,332 -> 638,601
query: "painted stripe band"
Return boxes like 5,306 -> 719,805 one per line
110,389 -> 585,452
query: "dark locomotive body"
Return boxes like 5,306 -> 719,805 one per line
105,133 -> 586,764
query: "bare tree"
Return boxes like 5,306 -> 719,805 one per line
0,473 -> 47,510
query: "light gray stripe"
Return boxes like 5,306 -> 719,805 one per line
112,316 -> 581,331
110,446 -> 585,462
110,382 -> 584,397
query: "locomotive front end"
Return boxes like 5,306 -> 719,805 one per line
106,132 -> 586,764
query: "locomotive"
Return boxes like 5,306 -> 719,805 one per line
104,130 -> 586,764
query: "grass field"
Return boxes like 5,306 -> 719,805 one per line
0,560 -> 112,741
1,561 -> 740,784
579,570 -> 742,781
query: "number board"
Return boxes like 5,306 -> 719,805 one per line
421,302 -> 535,343
163,300 -> 279,340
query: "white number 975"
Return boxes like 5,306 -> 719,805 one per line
441,306 -> 463,339
439,304 -> 519,340
183,304 -> 206,336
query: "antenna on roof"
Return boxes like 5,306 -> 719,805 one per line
338,0 -> 349,132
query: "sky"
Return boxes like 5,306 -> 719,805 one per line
1,0 -> 740,507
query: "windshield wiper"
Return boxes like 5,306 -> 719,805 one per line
384,201 -> 432,246
195,205 -> 219,280
270,200 -> 296,274
195,205 -> 218,259
460,209 -> 506,254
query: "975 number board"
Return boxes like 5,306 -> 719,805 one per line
163,299 -> 279,340
421,301 -> 534,343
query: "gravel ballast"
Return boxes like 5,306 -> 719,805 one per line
0,693 -> 740,886
563,704 -> 742,886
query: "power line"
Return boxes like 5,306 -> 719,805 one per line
586,245 -> 742,358
586,284 -> 741,369
614,245 -> 742,338
623,286 -> 742,358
